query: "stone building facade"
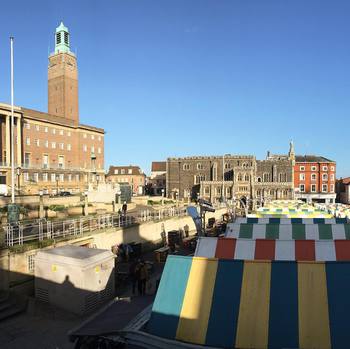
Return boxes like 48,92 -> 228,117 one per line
336,177 -> 350,204
166,144 -> 295,205
149,161 -> 166,196
0,23 -> 104,195
106,166 -> 146,195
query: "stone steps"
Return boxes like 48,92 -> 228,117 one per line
0,291 -> 27,322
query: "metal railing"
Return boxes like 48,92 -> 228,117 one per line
2,206 -> 188,247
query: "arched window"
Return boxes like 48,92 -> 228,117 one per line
194,174 -> 205,184
183,163 -> 190,170
224,162 -> 231,169
197,163 -> 203,170
237,173 -> 243,181
322,173 -> 328,181
257,177 -> 262,183
279,173 -> 287,182
263,173 -> 270,182
244,174 -> 250,182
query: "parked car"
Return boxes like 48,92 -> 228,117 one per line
59,191 -> 71,196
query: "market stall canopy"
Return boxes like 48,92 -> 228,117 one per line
147,255 -> 350,349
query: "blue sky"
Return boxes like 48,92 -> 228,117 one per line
0,1 -> 349,176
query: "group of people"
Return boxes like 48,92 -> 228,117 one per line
129,259 -> 149,296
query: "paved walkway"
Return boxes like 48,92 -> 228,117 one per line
0,246 -> 188,349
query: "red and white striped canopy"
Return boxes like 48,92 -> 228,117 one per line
195,237 -> 350,261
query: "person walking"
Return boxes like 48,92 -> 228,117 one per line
122,201 -> 128,216
137,261 -> 148,295
129,260 -> 138,295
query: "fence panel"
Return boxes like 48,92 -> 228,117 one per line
2,206 -> 189,247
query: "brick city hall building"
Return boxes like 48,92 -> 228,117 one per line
0,22 -> 105,195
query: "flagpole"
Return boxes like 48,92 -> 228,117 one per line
10,37 -> 15,204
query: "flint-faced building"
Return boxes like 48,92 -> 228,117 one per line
166,143 -> 295,204
0,23 -> 104,194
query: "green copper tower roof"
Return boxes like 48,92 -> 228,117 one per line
55,22 -> 70,54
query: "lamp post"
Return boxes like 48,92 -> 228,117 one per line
7,37 -> 20,223
39,189 -> 44,219
16,166 -> 21,194
161,188 -> 165,205
56,174 -> 59,195
83,191 -> 89,216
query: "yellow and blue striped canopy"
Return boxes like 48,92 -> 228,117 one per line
147,255 -> 350,349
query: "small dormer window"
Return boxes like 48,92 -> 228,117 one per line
64,32 -> 69,45
56,32 -> 61,44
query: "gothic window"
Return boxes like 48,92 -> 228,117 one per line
224,162 -> 231,169
183,163 -> 190,171
257,189 -> 261,196
244,174 -> 250,182
263,173 -> 270,182
237,173 -> 242,181
257,177 -> 262,183
197,163 -> 203,170
279,173 -> 287,182
204,186 -> 210,194
242,162 -> 248,168
194,174 -> 205,184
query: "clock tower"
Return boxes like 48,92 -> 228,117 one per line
48,22 -> 79,124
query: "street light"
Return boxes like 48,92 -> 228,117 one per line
56,174 -> 59,195
161,188 -> 165,205
16,166 -> 21,193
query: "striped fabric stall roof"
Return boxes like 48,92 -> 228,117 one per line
195,237 -> 350,261
234,217 -> 347,224
147,255 -> 350,349
226,223 -> 350,240
253,213 -> 334,218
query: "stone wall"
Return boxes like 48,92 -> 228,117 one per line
167,154 -> 294,202
0,208 -> 226,294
